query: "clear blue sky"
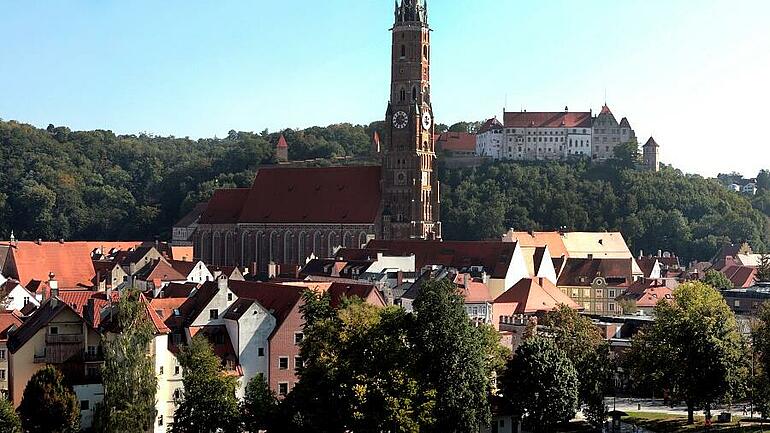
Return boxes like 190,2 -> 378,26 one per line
2,1 -> 769,177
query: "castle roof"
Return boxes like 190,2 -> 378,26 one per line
436,132 -> 475,153
599,104 -> 613,115
503,111 -> 592,128
619,117 -> 631,128
276,134 -> 288,149
477,117 -> 504,134
644,137 -> 659,148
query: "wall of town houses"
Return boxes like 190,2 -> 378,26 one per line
268,301 -> 304,397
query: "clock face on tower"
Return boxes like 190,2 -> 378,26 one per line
393,111 -> 408,129
421,111 -> 432,129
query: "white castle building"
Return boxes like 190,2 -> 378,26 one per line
476,105 -> 637,162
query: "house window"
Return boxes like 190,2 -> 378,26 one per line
80,400 -> 90,411
0,369 -> 5,380
173,388 -> 182,400
609,303 -> 616,312
175,365 -> 180,375
87,366 -> 99,377
227,293 -> 233,301
49,326 -> 59,335
608,289 -> 616,298
294,332 -> 304,345
279,357 -> 289,370
258,347 -> 265,357
158,415 -> 164,426
278,382 -> 289,396
87,345 -> 97,357
295,356 -> 303,370
0,349 -> 5,360
209,309 -> 219,320
23,297 -> 30,305
159,366 -> 164,375
735,300 -> 741,308
596,289 -> 603,298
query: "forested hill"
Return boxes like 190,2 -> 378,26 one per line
0,119 -> 768,262
440,160 -> 770,261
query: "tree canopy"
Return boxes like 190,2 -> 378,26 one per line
0,397 -> 21,433
628,281 -> 747,423
702,269 -> 735,290
18,365 -> 80,433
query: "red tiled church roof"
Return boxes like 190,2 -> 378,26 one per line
504,111 -> 592,128
199,189 -> 250,224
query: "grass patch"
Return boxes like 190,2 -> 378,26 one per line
623,411 -> 770,433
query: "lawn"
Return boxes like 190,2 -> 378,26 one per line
623,411 -> 770,433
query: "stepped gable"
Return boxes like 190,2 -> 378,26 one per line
366,240 -> 517,279
237,165 -> 382,224
503,111 -> 592,128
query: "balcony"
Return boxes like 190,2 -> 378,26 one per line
46,333 -> 84,344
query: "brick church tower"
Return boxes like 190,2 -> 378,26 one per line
381,0 -> 441,240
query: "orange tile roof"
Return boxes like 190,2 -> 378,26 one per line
7,241 -> 98,288
0,311 -> 22,341
454,274 -> 492,303
503,232 -> 568,258
495,278 -> 580,314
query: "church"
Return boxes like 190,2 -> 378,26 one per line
193,0 -> 441,272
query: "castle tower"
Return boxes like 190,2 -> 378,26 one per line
643,137 -> 660,172
276,134 -> 289,163
381,0 -> 441,240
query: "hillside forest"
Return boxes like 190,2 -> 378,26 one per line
0,119 -> 768,262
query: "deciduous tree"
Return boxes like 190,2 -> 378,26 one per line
629,281 -> 746,424
500,336 -> 579,433
93,289 -> 158,433
241,374 -> 278,433
18,365 -> 80,433
0,397 -> 21,433
172,336 -> 241,433
702,269 -> 735,290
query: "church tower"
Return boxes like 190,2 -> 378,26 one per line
381,0 -> 441,240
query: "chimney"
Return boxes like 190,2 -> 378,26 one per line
638,250 -> 644,259
463,273 -> 470,289
538,277 -> 544,287
217,274 -> 228,291
48,272 -> 59,307
657,249 -> 662,258
36,238 -> 42,245
587,253 -> 594,260
268,262 -> 279,279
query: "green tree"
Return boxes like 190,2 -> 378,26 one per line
410,278 -> 493,433
757,255 -> 770,283
542,305 -> 614,429
500,336 -> 579,433
18,365 -> 80,433
702,269 -> 735,290
172,336 -> 241,433
285,293 -> 434,433
93,289 -> 158,433
612,139 -> 640,169
241,374 -> 278,433
757,169 -> 770,191
0,397 -> 21,433
629,281 -> 746,423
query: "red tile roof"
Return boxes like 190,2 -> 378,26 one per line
365,240 -> 518,279
494,278 -> 580,314
135,259 -> 187,283
454,274 -> 492,303
477,117 -> 503,134
557,258 -> 633,287
199,188 -> 250,224
238,166 -> 382,224
0,311 -> 22,341
326,281 -> 386,308
276,134 -> 289,149
722,265 -> 757,288
624,279 -> 673,308
504,111 -> 592,128
436,132 -> 476,153
227,281 -> 304,335
6,241 -> 97,288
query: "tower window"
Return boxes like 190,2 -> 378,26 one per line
400,88 -> 405,102
400,45 -> 406,58
412,87 -> 417,100
423,45 -> 428,59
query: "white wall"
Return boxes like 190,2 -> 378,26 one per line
74,383 -> 104,429
3,283 -> 39,311
225,302 -> 276,398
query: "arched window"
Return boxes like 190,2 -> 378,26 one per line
423,45 -> 428,59
400,45 -> 406,58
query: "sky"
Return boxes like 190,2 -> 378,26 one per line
1,0 -> 769,177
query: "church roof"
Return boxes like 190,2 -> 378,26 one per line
504,111 -> 592,128
201,166 -> 382,225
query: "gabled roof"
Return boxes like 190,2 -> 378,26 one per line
477,117 -> 504,134
149,297 -> 188,330
635,257 -> 660,278
599,104 -> 613,115
0,311 -> 22,341
722,265 -> 757,288
454,274 -> 492,303
5,241 -> 97,288
503,231 -> 569,258
494,278 -> 580,314
503,111 -> 592,128
156,282 -> 199,299
326,281 -> 386,308
365,240 -> 518,279
624,279 -> 673,308
168,260 -> 199,278
557,258 -> 633,287
134,259 -> 187,283
199,188 -> 250,225
226,281 -> 304,335
436,132 -> 476,152
174,203 -> 208,228
238,166 -> 382,224
619,117 -> 631,128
